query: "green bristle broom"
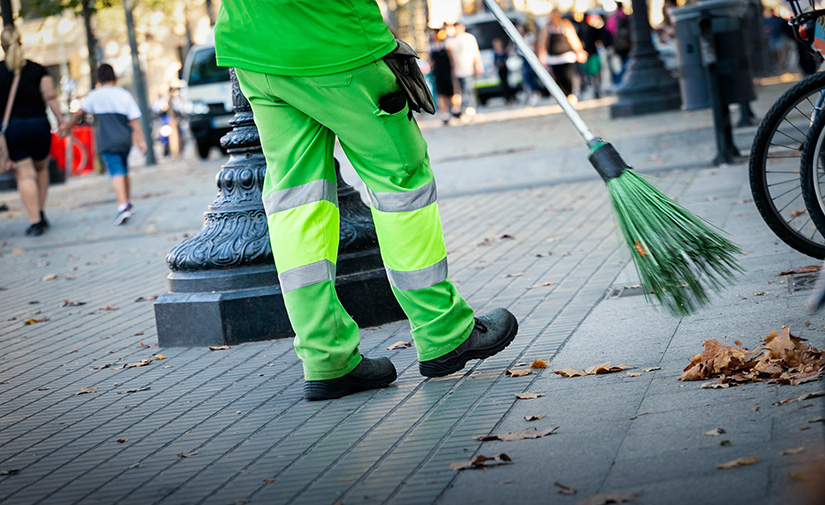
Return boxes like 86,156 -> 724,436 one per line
484,0 -> 742,316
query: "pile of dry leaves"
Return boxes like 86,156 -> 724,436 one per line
679,327 -> 823,387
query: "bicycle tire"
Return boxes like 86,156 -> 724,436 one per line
749,71 -> 825,259
800,100 -> 825,237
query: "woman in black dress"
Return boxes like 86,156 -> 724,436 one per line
0,27 -> 65,236
428,28 -> 457,124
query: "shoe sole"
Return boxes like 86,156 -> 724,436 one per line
419,313 -> 518,378
304,367 -> 397,401
115,212 -> 131,225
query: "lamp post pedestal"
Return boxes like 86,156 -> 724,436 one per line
610,0 -> 682,118
154,70 -> 404,347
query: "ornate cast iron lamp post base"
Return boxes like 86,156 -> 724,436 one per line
610,0 -> 682,118
154,71 -> 405,347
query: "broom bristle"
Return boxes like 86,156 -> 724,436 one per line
605,170 -> 743,316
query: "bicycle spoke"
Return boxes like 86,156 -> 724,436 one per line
774,126 -> 805,145
777,191 -> 804,213
768,142 -> 799,154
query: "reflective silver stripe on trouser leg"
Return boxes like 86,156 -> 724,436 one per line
279,259 -> 336,294
262,179 -> 338,216
385,258 -> 448,291
366,180 -> 436,213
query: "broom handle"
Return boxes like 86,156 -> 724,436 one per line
482,0 -> 597,145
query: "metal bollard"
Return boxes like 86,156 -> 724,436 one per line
699,16 -> 741,165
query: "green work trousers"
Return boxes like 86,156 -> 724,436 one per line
236,61 -> 475,380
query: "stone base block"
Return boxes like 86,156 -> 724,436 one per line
154,263 -> 406,347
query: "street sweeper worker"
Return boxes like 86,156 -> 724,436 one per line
213,0 -> 519,401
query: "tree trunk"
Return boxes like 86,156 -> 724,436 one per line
82,1 -> 97,90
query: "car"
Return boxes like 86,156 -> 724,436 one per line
180,43 -> 233,159
460,11 -> 525,106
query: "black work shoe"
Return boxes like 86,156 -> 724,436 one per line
304,356 -> 397,401
40,211 -> 49,228
419,308 -> 518,378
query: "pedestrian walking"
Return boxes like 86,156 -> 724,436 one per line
60,64 -> 147,226
428,27 -> 458,124
516,23 -> 541,106
537,9 -> 588,102
492,38 -> 516,104
213,0 -> 518,401
446,22 -> 483,116
605,2 -> 631,85
581,13 -> 607,99
0,27 -> 65,236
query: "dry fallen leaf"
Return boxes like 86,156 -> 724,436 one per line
555,366 -> 586,377
0,469 -> 20,475
515,392 -> 544,400
780,447 -> 804,455
501,272 -> 524,278
530,359 -> 548,369
134,296 -> 158,302
75,387 -> 97,395
626,372 -> 642,377
209,345 -> 230,351
116,439 -> 127,443
122,359 -> 152,369
524,414 -> 546,422
179,451 -> 198,458
505,368 -> 532,377
98,305 -> 119,311
24,318 -> 49,325
477,425 -> 559,442
642,367 -> 661,372
62,300 -> 86,307
704,428 -> 726,436
808,417 -> 825,424
716,457 -> 759,469
536,252 -> 552,257
118,387 -> 150,394
634,241 -> 647,257
578,492 -> 637,505
139,342 -> 151,349
778,265 -> 821,276
700,382 -> 730,389
554,481 -> 576,495
41,274 -> 58,281
450,453 -> 513,471
528,281 -> 557,289
263,478 -> 276,484
584,363 -> 633,375
154,354 -> 166,360
387,341 -> 411,350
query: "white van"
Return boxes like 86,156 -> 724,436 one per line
180,42 -> 233,159
460,11 -> 525,105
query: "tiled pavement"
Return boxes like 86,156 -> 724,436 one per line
1,83 -> 823,505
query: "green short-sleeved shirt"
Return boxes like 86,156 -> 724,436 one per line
214,0 -> 397,76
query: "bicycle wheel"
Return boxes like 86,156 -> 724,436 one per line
800,102 -> 825,236
749,71 -> 825,259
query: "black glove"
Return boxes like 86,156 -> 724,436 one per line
382,40 -> 436,116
